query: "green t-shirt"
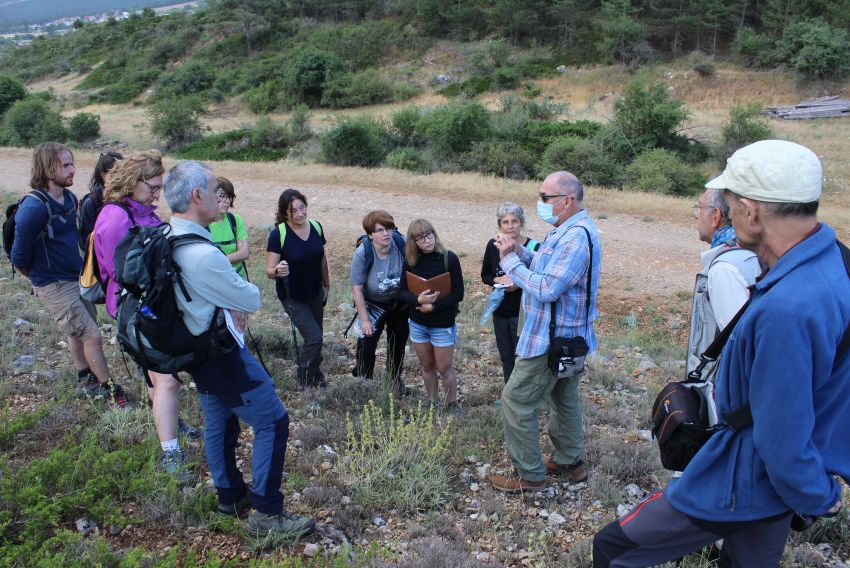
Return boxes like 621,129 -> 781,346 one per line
209,212 -> 249,280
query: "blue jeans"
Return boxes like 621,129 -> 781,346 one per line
194,347 -> 289,514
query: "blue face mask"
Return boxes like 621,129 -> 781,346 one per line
537,200 -> 559,225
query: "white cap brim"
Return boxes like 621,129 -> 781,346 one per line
705,174 -> 727,190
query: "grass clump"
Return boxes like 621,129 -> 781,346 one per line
341,399 -> 453,512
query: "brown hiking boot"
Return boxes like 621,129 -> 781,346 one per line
544,456 -> 588,482
489,474 -> 547,493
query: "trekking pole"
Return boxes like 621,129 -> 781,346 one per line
282,276 -> 300,362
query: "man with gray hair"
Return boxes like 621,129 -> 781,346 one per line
163,160 -> 314,537
688,187 -> 760,381
489,171 -> 601,492
593,140 -> 849,567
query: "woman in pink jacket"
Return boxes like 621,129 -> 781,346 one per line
93,150 -> 200,482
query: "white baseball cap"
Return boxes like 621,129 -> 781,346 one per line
705,140 -> 822,203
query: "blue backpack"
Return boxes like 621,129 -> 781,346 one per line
355,228 -> 406,275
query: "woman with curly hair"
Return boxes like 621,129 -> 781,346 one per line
93,149 -> 200,482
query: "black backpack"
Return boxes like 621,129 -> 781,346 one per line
114,223 -> 225,374
3,189 -> 77,269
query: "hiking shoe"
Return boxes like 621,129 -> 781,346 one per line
101,381 -> 128,409
161,449 -> 194,485
489,474 -> 547,493
75,373 -> 101,398
218,494 -> 251,517
177,417 -> 203,440
394,384 -> 415,397
247,510 -> 315,537
544,456 -> 588,483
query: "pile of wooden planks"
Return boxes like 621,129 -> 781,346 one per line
765,96 -> 850,120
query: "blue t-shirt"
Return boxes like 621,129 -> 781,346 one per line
266,221 -> 326,303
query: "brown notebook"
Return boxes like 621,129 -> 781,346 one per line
406,271 -> 451,297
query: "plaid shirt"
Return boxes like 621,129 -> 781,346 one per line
500,209 -> 601,359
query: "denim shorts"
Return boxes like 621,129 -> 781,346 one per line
408,320 -> 456,347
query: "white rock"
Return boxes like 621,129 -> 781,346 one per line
470,483 -> 480,492
372,516 -> 386,527
341,496 -> 351,505
475,464 -> 491,480
556,65 -> 567,73
624,483 -> 643,499
303,543 -> 319,557
476,552 -> 491,561
616,504 -> 631,518
636,429 -> 653,442
548,512 -> 566,525
538,509 -> 550,518
291,492 -> 302,501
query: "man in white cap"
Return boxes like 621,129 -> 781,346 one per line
593,140 -> 850,567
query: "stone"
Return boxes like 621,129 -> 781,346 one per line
548,512 -> 566,525
372,516 -> 386,527
341,496 -> 351,505
475,464 -> 492,480
319,445 -> 337,457
13,355 -> 34,370
636,429 -> 653,442
538,509 -> 549,518
13,318 -> 32,330
292,492 -> 302,501
624,484 -> 643,499
556,65 -> 567,73
616,504 -> 631,518
637,358 -> 657,372
470,483 -> 480,492
435,74 -> 451,84
320,461 -> 333,471
109,525 -> 123,536
476,552 -> 491,562
303,543 -> 319,557
465,454 -> 478,464
75,517 -> 97,536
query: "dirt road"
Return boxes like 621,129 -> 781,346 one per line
0,148 -> 703,300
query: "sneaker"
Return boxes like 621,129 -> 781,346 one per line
75,373 -> 100,398
489,474 -> 547,493
544,456 -> 588,483
177,417 -> 203,440
161,449 -> 194,485
101,381 -> 128,409
218,494 -> 251,517
247,510 -> 315,537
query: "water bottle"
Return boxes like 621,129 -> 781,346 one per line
140,305 -> 157,319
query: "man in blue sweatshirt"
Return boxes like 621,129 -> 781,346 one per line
593,140 -> 849,567
11,142 -> 126,407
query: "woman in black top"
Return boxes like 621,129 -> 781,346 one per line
265,188 -> 330,389
78,151 -> 122,249
398,219 -> 464,411
481,202 -> 540,383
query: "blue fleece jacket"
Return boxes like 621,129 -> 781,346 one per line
668,223 -> 850,521
10,189 -> 82,287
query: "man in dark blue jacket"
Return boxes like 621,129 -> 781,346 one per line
593,140 -> 849,567
11,142 -> 126,407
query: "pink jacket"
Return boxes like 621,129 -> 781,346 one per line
93,199 -> 162,318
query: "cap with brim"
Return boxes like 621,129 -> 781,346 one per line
705,140 -> 822,203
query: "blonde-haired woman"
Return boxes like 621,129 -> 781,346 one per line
93,149 -> 199,482
397,219 -> 464,411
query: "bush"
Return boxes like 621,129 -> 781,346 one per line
285,49 -> 346,107
537,136 -> 623,186
462,140 -> 535,180
67,112 -> 101,143
244,80 -> 289,114
624,148 -> 705,195
321,69 -> 394,109
341,400 -> 453,512
777,20 -> 850,80
176,129 -> 288,162
320,116 -> 389,167
385,147 -> 429,173
149,96 -> 207,151
612,80 -> 691,160
0,74 -> 27,114
156,61 -> 216,99
419,101 -> 492,155
717,102 -> 774,162
688,50 -> 716,77
389,106 -> 424,147
2,98 -> 66,146
285,105 -> 312,144
732,27 -> 775,68
595,0 -> 651,66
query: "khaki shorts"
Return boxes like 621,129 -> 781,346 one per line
33,280 -> 99,339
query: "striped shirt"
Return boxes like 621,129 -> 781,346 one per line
500,209 -> 601,359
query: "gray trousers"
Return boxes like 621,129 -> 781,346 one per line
282,294 -> 324,386
593,490 -> 792,568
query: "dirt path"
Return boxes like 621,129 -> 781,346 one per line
0,148 -> 703,300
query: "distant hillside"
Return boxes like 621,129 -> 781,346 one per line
0,0 -> 187,31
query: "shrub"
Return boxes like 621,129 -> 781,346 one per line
285,48 -> 346,107
465,140 -> 535,180
321,69 -> 394,109
595,0 -> 651,66
341,400 -> 453,512
777,20 -> 850,80
385,147 -> 429,173
537,136 -> 623,186
285,105 -> 312,144
2,98 -> 66,146
390,106 -> 424,147
718,103 -> 774,162
156,61 -> 216,99
320,116 -> 389,167
687,50 -> 716,77
0,74 -> 27,114
418,101 -> 492,155
732,27 -> 775,68
67,112 -> 101,143
624,148 -> 705,195
244,80 -> 288,114
149,96 -> 208,151
612,80 -> 691,160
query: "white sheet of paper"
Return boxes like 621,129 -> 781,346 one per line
224,310 -> 246,348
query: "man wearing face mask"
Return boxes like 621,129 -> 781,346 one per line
489,171 -> 602,492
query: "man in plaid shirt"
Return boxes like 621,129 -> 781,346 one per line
489,171 -> 601,492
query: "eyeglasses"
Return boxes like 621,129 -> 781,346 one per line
539,193 -> 566,203
414,231 -> 434,243
141,179 -> 162,192
692,204 -> 715,214
372,227 -> 390,234
216,190 -> 231,201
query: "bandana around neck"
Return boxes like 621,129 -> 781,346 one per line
711,224 -> 737,248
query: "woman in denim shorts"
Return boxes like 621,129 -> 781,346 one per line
397,219 -> 464,411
